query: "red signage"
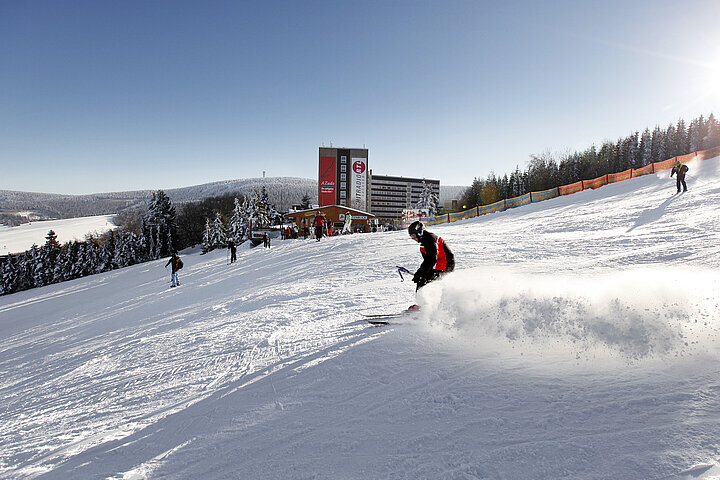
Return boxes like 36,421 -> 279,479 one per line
319,156 -> 336,206
352,161 -> 366,174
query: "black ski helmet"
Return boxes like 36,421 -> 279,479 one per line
408,220 -> 424,237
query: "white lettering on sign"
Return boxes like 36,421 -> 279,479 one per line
351,157 -> 367,210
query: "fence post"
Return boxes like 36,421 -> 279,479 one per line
476,206 -> 479,217
529,192 -> 533,203
447,213 -> 450,223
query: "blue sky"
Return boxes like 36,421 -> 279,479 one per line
1,0 -> 719,194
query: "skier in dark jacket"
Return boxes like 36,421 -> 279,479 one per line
228,239 -> 237,263
670,160 -> 689,193
408,221 -> 454,306
165,252 -> 183,288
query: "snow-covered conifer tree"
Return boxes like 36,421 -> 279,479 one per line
209,212 -> 227,250
415,181 -> 440,216
229,197 -> 248,243
202,219 -> 211,254
142,190 -> 177,259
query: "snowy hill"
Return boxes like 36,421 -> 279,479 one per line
0,215 -> 117,256
0,177 -> 318,221
1,158 -> 720,479
1,179 -> 463,225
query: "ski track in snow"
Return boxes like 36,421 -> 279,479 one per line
1,158 -> 720,479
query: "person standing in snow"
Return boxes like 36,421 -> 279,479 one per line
670,160 -> 689,194
228,239 -> 237,263
263,233 -> 271,249
313,212 -> 325,241
165,252 -> 183,288
342,212 -> 352,234
407,221 -> 454,307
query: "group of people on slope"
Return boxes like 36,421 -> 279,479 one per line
310,211 -> 354,241
162,218 -> 456,306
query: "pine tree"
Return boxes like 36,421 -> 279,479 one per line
676,119 -> 688,155
247,189 -> 270,230
650,126 -> 663,163
142,190 -> 177,258
629,132 -> 640,169
229,197 -> 248,243
639,128 -> 653,166
706,113 -> 720,148
209,212 -> 228,249
45,230 -> 61,252
415,180 -> 439,216
202,219 -> 212,254
689,117 -> 705,152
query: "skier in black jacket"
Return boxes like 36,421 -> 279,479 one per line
670,160 -> 689,193
408,220 -> 454,305
165,252 -> 183,288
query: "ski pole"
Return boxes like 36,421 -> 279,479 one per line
396,265 -> 411,282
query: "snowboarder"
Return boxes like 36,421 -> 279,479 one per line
228,239 -> 237,263
313,212 -> 325,241
165,252 -> 183,288
408,221 -> 454,308
670,160 -> 689,193
342,212 -> 352,234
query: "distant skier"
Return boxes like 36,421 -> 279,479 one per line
228,239 -> 237,263
342,212 -> 352,234
408,221 -> 454,309
670,160 -> 689,193
165,252 -> 183,288
263,233 -> 271,249
313,212 -> 325,241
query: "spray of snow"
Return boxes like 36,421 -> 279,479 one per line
416,267 -> 720,363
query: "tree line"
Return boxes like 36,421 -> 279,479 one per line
460,113 -> 720,208
0,187 -> 286,296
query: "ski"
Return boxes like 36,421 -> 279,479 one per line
367,318 -> 393,325
362,309 -> 418,325
362,312 -> 404,318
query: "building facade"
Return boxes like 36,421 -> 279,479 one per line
368,174 -> 440,224
318,147 -> 369,210
284,205 -> 376,234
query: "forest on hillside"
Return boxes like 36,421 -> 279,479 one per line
0,177 -> 317,225
460,114 -> 720,208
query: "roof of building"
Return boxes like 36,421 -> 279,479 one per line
284,205 -> 375,217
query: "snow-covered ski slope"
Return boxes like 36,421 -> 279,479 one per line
2,158 -> 720,480
0,215 -> 117,256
